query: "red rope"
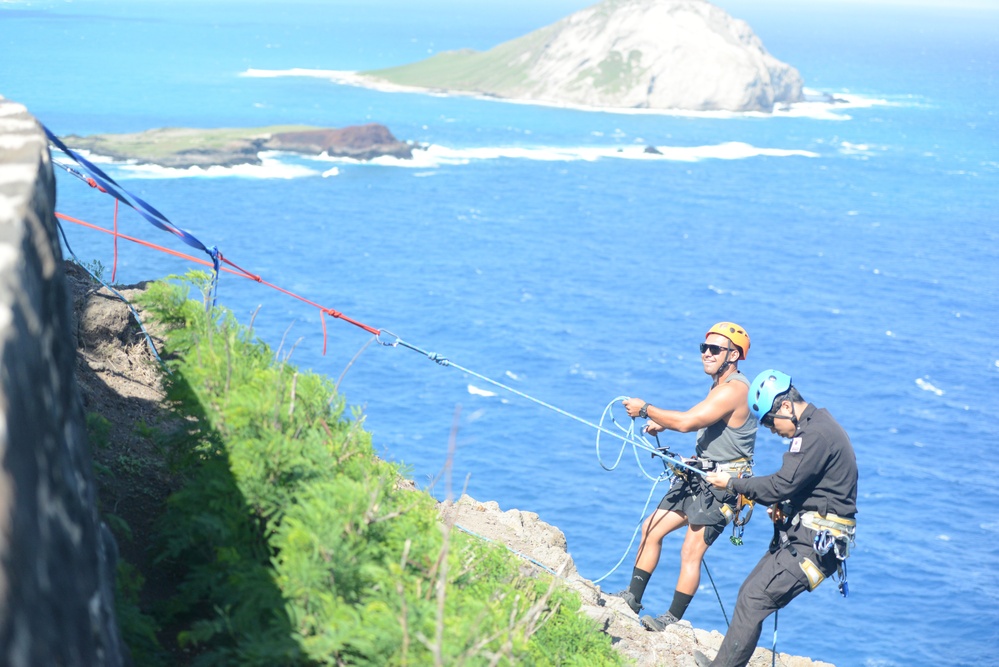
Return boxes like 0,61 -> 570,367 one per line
58,213 -> 219,268
56,212 -> 382,347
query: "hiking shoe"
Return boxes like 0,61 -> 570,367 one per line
693,649 -> 713,667
606,589 -> 642,614
640,611 -> 679,631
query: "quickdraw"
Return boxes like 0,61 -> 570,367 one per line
730,494 -> 754,546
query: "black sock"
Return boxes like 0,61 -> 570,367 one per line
668,590 -> 694,620
628,568 -> 652,603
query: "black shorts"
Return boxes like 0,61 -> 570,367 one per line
658,476 -> 738,546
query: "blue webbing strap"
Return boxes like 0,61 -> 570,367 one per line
44,125 -> 222,306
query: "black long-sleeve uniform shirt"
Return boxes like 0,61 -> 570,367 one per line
731,403 -> 858,523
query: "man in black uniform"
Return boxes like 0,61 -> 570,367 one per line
697,369 -> 858,667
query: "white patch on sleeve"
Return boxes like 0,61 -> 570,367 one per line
790,437 -> 803,453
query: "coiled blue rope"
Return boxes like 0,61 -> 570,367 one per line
378,330 -> 708,477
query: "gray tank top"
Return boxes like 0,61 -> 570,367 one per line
695,372 -> 757,462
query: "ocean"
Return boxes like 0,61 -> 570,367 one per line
2,1 -> 998,665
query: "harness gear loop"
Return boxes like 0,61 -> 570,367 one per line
721,462 -> 754,545
799,511 -> 856,597
772,509 -> 856,597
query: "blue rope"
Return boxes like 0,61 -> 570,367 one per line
56,219 -> 165,369
773,609 -> 779,667
702,558 -> 730,628
597,396 -> 661,475
46,126 -> 221,308
378,331 -> 708,478
454,523 -> 558,576
596,396 -> 689,481
207,245 -> 221,310
591,474 -> 666,584
377,332 -> 723,590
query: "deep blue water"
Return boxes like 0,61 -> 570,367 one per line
3,1 -> 999,665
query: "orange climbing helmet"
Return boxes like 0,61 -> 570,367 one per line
706,322 -> 750,360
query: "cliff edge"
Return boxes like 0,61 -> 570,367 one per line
67,266 -> 834,667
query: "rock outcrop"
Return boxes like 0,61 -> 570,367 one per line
0,96 -> 128,666
263,124 -> 413,161
62,123 -> 413,169
443,495 -> 834,667
364,0 -> 803,112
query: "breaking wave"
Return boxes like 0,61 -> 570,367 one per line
72,141 -> 819,179
242,68 -> 891,121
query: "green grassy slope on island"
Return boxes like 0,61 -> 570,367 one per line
363,26 -> 556,95
64,125 -> 316,163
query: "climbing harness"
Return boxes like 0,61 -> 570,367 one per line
770,505 -> 856,599
800,511 -> 856,597
672,455 -> 755,546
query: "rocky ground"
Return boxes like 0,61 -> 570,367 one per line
67,262 -> 831,667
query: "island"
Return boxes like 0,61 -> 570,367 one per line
61,123 -> 414,169
352,0 -> 803,113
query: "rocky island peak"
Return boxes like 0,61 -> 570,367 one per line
363,0 -> 804,113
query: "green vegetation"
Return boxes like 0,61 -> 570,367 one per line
576,50 -> 645,95
364,27 -> 556,94
99,271 -> 623,666
64,125 -> 316,162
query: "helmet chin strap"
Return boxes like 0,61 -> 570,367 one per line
714,345 -> 736,379
772,401 -> 799,428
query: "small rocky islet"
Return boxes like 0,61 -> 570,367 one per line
62,123 -> 415,169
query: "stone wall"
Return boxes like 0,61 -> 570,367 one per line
0,97 -> 127,665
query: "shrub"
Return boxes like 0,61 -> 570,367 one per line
135,272 -> 623,666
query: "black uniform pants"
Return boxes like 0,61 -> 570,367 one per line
709,546 -> 810,667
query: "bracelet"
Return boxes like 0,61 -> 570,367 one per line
639,402 -> 649,419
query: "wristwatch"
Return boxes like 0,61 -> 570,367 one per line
639,403 -> 650,419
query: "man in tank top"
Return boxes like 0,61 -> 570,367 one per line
606,322 -> 757,632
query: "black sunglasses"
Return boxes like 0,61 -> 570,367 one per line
761,412 -> 776,428
699,343 -> 731,356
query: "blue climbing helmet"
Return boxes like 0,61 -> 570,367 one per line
748,369 -> 792,421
